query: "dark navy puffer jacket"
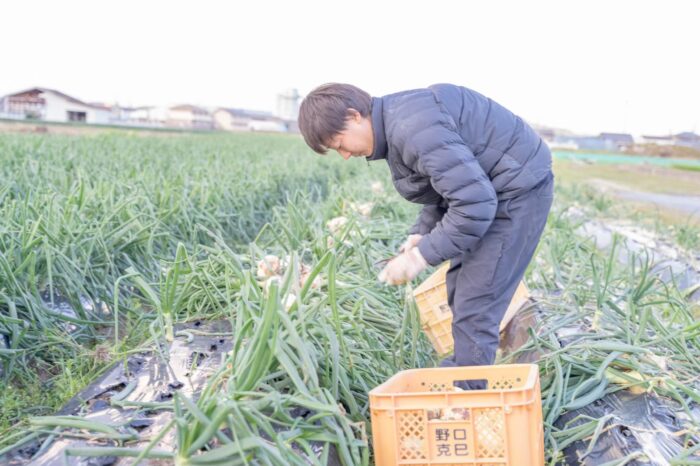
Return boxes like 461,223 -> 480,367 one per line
368,83 -> 552,266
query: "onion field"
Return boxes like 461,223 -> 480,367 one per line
0,131 -> 698,465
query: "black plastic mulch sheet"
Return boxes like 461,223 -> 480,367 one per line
577,220 -> 700,303
558,390 -> 700,465
501,305 -> 700,465
5,320 -> 340,466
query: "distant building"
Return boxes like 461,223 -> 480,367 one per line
673,131 -> 700,149
285,119 -> 299,133
548,134 -> 618,151
598,132 -> 634,150
546,138 -> 580,150
641,134 -> 674,146
0,87 -> 110,124
89,102 -> 139,123
213,108 -> 287,132
249,119 -> 289,132
166,104 -> 213,130
276,88 -> 300,121
572,136 -> 609,151
127,106 -> 169,127
1,86 -> 302,133
120,105 -> 215,129
640,132 -> 700,150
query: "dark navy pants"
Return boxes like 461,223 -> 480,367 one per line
439,174 -> 554,386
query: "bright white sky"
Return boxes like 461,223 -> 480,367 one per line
1,0 -> 698,135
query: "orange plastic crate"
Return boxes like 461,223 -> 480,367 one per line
413,263 -> 531,356
369,364 -> 544,466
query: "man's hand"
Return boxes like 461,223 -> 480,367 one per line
398,234 -> 423,253
378,247 -> 428,285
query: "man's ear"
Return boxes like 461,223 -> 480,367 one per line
346,108 -> 361,122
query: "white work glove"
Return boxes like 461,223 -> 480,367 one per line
378,247 -> 428,285
398,234 -> 423,253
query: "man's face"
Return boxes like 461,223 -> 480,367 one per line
326,109 -> 374,160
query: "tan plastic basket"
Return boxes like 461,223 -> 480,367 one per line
369,364 -> 544,465
413,263 -> 531,356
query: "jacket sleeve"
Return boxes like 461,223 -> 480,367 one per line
409,204 -> 447,235
403,105 -> 498,266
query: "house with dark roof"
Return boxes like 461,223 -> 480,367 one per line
673,132 -> 700,149
641,132 -> 700,149
547,132 -> 635,151
0,87 -> 111,124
